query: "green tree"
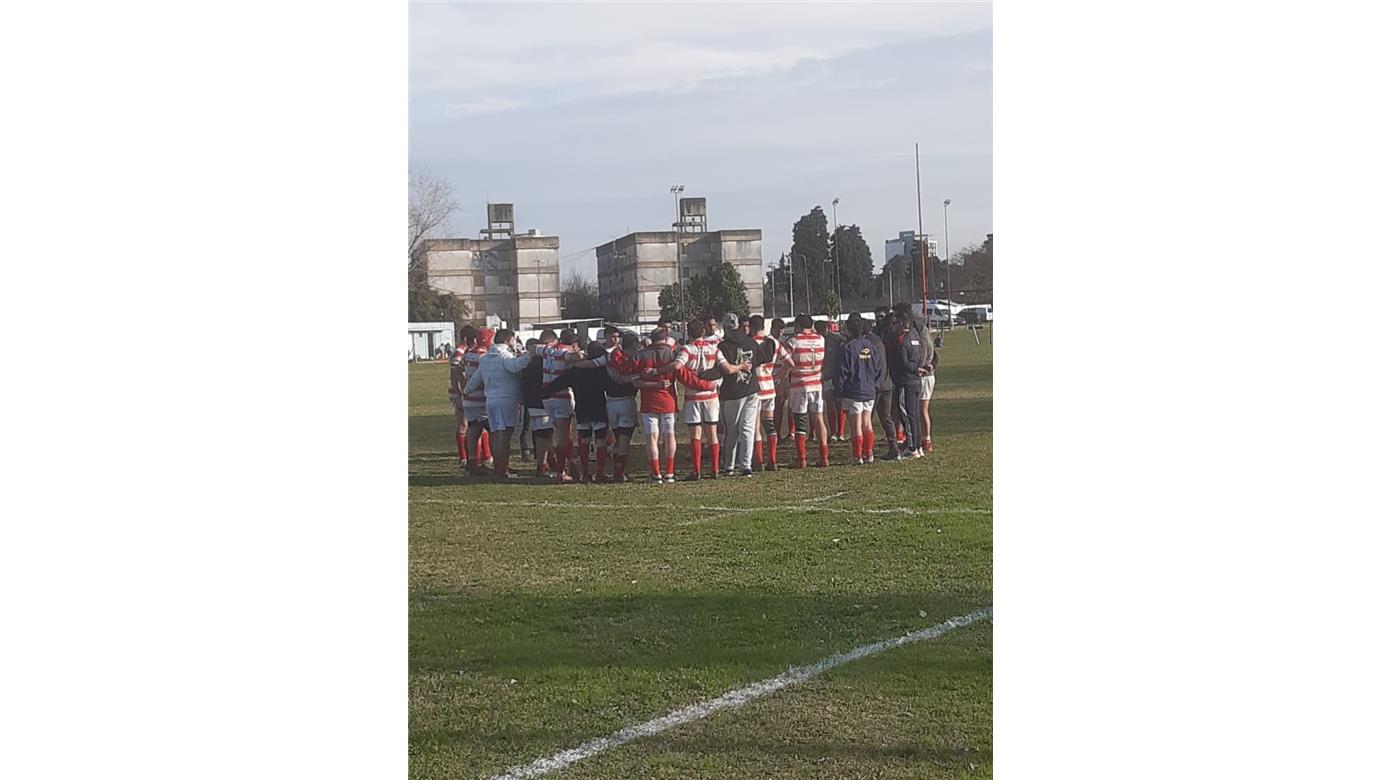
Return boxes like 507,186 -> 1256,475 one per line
788,207 -> 831,311
830,224 -> 874,303
560,270 -> 601,318
658,280 -> 702,322
409,267 -> 468,323
704,262 -> 751,317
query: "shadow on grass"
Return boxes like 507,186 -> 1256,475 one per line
410,589 -> 990,677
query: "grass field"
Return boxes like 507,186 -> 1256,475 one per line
409,326 -> 992,779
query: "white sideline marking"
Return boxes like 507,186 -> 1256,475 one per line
801,491 -> 848,503
415,498 -> 990,517
486,607 -> 992,780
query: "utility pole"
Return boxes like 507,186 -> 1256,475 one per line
832,197 -> 841,315
784,252 -> 795,318
915,143 -> 928,319
943,198 -> 953,331
671,184 -> 685,317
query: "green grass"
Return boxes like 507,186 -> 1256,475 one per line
409,325 -> 992,779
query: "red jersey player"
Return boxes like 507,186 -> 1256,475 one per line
776,313 -> 830,467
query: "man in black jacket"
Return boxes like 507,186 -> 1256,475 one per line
715,313 -> 772,476
870,319 -> 900,460
888,314 -> 926,459
541,341 -> 612,483
838,315 -> 881,465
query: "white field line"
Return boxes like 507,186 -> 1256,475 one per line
414,498 -> 990,518
801,491 -> 848,503
487,607 -> 992,780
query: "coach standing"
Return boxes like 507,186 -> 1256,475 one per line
889,314 -> 926,459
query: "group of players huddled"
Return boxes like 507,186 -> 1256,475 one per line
449,302 -> 939,484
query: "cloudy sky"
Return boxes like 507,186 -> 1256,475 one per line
410,1 -> 991,281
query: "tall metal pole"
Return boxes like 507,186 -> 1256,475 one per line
786,252 -> 795,318
943,198 -> 952,331
915,143 -> 928,317
832,197 -> 841,315
671,184 -> 685,317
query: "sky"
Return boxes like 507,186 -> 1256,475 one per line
410,1 -> 991,282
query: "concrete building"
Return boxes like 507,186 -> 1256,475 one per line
595,198 -> 762,322
416,203 -> 562,328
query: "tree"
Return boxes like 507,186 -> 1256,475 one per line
830,224 -> 874,303
788,207 -> 831,311
658,280 -> 702,323
949,233 -> 993,304
409,280 -> 468,323
705,261 -> 751,317
407,173 -> 467,321
657,261 -> 750,321
408,173 -> 458,279
560,270 -> 601,319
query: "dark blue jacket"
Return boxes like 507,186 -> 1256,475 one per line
889,330 -> 924,386
838,336 -> 881,401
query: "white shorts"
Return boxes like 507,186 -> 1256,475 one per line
682,398 -> 721,425
641,412 -> 676,435
606,396 -> 638,430
543,397 -> 574,421
842,398 -> 875,414
920,374 -> 936,401
486,401 -> 519,431
528,408 -> 553,432
461,402 -> 487,425
788,386 -> 824,414
757,395 -> 775,413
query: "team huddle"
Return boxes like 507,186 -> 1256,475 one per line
449,303 -> 940,484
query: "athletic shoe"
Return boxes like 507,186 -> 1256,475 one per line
458,459 -> 470,471
650,474 -> 664,485
739,469 -> 753,477
684,472 -> 702,482
615,473 -> 630,484
882,447 -> 901,461
848,457 -> 861,466
594,473 -> 611,484
664,474 -> 676,484
828,434 -> 839,444
719,469 -> 734,477
911,447 -> 925,459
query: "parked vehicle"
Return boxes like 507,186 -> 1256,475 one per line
957,306 -> 991,325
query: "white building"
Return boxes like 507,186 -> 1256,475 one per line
415,203 -> 562,328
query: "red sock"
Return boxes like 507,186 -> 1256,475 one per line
456,431 -> 468,462
795,433 -> 807,466
691,439 -> 703,475
665,454 -> 675,476
767,434 -> 778,465
851,437 -> 861,462
864,431 -> 876,459
596,443 -> 608,476
480,431 -> 493,462
837,409 -> 848,438
753,439 -> 764,465
818,442 -> 829,466
576,436 -> 591,477
650,457 -> 661,478
789,416 -> 795,435
709,443 -> 720,474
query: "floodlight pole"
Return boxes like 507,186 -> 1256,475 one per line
832,197 -> 841,315
671,184 -> 685,316
785,252 -> 795,318
915,144 -> 928,319
943,198 -> 953,331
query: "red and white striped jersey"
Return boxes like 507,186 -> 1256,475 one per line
460,345 -> 488,403
755,335 -> 779,399
448,342 -> 470,399
673,336 -> 726,401
778,331 -> 825,390
532,343 -> 577,400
